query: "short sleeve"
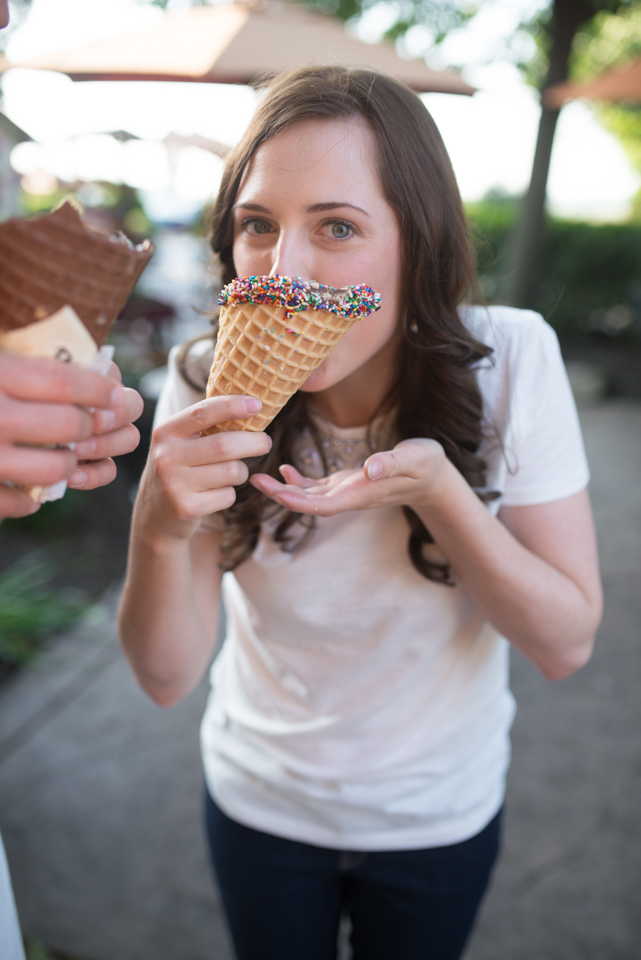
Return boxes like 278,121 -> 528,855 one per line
153,341 -> 210,429
500,315 -> 590,506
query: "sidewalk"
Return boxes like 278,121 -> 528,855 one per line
467,399 -> 641,960
0,597 -> 233,960
0,399 -> 640,960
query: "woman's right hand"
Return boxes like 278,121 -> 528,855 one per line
137,394 -> 272,542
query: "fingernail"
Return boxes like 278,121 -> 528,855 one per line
69,470 -> 88,488
245,397 -> 261,413
75,439 -> 97,456
96,409 -> 116,431
367,460 -> 383,480
110,385 -> 127,406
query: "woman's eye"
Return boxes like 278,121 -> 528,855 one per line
322,220 -> 354,240
243,219 -> 273,235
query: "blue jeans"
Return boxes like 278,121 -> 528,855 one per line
205,792 -> 501,960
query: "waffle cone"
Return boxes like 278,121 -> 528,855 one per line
0,202 -> 154,346
205,300 -> 358,432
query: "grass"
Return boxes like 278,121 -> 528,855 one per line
24,939 -> 92,960
0,552 -> 89,665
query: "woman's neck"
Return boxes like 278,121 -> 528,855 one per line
307,335 -> 399,429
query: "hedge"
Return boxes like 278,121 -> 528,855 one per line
467,200 -> 641,341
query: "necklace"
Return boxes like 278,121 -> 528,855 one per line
294,417 -> 397,479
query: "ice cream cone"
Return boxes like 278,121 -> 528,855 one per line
205,299 -> 363,432
0,201 -> 153,346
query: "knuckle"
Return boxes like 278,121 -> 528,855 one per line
222,459 -> 245,484
42,450 -> 75,484
212,432 -> 233,458
151,424 -> 166,445
0,398 -> 25,440
173,494 -> 199,523
152,445 -> 175,482
67,405 -> 93,441
47,361 -> 77,403
189,401 -> 210,429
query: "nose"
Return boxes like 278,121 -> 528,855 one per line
269,227 -> 311,281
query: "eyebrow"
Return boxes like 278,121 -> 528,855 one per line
234,201 -> 370,217
307,202 -> 370,217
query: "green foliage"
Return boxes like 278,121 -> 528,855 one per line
571,4 -> 641,176
24,939 -> 90,960
0,552 -> 88,665
573,2 -> 641,78
468,200 -> 641,337
518,6 -> 555,88
293,0 -> 526,66
292,0 -> 633,88
1,488 -> 85,534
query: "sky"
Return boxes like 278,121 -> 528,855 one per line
1,0 -> 639,221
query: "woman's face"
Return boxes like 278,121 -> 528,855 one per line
232,118 -> 403,393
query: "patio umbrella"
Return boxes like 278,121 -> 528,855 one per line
163,132 -> 230,159
544,58 -> 641,108
0,1 -> 474,95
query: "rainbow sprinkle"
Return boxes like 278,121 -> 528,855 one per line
218,275 -> 381,321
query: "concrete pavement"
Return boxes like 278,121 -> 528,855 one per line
467,403 -> 641,960
0,399 -> 639,960
0,598 -> 231,960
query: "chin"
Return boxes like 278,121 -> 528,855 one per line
299,359 -> 347,393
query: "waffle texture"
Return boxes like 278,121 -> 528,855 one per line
205,301 -> 358,432
0,202 -> 154,346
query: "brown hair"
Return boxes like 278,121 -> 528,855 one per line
191,64 -> 494,584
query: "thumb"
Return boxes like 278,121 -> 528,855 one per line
364,439 -> 441,482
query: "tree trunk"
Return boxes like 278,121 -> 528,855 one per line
499,0 -> 594,307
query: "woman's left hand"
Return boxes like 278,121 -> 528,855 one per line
68,362 -> 144,491
250,438 -> 447,516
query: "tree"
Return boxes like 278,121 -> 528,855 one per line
570,5 -> 641,184
293,0 -> 636,307
500,0 -> 634,307
6,0 -> 638,308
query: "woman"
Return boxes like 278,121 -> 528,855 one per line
119,66 -> 602,960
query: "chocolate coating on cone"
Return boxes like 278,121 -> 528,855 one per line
0,202 -> 154,346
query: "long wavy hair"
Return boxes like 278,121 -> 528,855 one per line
183,65 -> 494,584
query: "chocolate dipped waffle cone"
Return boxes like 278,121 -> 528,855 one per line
0,201 -> 153,346
205,276 -> 381,433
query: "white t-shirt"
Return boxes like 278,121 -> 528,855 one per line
0,833 -> 26,960
154,305 -> 590,851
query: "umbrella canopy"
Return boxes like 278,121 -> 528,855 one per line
0,1 -> 474,95
544,58 -> 641,108
163,132 -> 230,159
